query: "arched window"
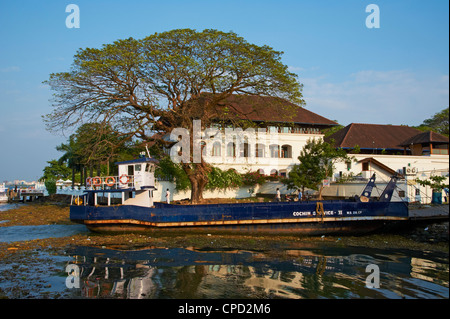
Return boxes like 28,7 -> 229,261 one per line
281,145 -> 292,158
270,169 -> 278,176
257,168 -> 265,175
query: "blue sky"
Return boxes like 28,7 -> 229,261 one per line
0,0 -> 448,181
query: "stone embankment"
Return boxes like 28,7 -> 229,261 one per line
406,204 -> 449,244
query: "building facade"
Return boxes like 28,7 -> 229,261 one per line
324,123 -> 449,203
162,96 -> 449,204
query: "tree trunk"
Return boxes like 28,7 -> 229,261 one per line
80,166 -> 84,187
71,166 -> 75,189
183,161 -> 210,204
189,177 -> 204,204
318,185 -> 324,200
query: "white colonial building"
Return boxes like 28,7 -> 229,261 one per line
162,96 -> 449,204
169,95 -> 338,177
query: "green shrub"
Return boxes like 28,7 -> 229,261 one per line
45,180 -> 57,195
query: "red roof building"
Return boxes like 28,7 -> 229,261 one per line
325,123 -> 425,155
399,130 -> 449,155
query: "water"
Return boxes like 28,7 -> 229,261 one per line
60,244 -> 448,299
0,202 -> 24,212
0,224 -> 88,242
0,217 -> 448,299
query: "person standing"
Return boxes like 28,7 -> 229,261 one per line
276,188 -> 281,202
165,188 -> 171,204
298,190 -> 302,201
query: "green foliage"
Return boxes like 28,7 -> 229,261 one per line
349,144 -> 361,154
44,28 -> 305,202
241,171 -> 267,187
156,157 -> 244,191
322,123 -> 344,138
206,167 -> 243,190
283,139 -> 353,198
416,107 -> 449,136
44,180 -> 57,195
41,160 -> 71,181
155,156 -> 191,191
416,175 -> 449,192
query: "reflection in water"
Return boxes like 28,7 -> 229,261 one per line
66,245 -> 449,299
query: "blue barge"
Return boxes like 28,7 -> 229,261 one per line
70,157 -> 409,235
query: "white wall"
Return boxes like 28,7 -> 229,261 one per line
330,154 -> 449,203
153,180 -> 257,202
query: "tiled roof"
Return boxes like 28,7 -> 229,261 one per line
399,131 -> 449,146
325,123 -> 422,150
210,94 -> 338,127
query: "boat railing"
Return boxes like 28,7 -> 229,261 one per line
86,175 -> 135,190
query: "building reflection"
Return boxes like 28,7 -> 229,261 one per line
66,246 -> 449,299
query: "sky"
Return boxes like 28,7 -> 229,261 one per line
0,0 -> 448,182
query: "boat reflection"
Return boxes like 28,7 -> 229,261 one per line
66,245 -> 449,299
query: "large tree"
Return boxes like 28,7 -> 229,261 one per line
417,107 -> 449,136
44,29 -> 304,203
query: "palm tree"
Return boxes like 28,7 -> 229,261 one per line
56,135 -> 83,189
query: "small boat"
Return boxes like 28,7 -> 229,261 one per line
70,156 -> 409,235
0,183 -> 8,203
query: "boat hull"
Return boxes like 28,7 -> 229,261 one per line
70,200 -> 409,235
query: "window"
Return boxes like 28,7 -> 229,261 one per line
362,162 -> 369,171
269,144 -> 279,158
227,142 -> 236,157
398,190 -> 405,198
211,142 -> 221,157
268,126 -> 277,133
280,145 -> 292,158
240,142 -> 250,158
255,143 -> 265,158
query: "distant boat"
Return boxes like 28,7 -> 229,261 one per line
0,183 -> 8,203
70,155 -> 410,235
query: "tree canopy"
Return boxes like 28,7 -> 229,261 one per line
43,29 -> 304,202
416,107 -> 449,136
283,139 -> 352,199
